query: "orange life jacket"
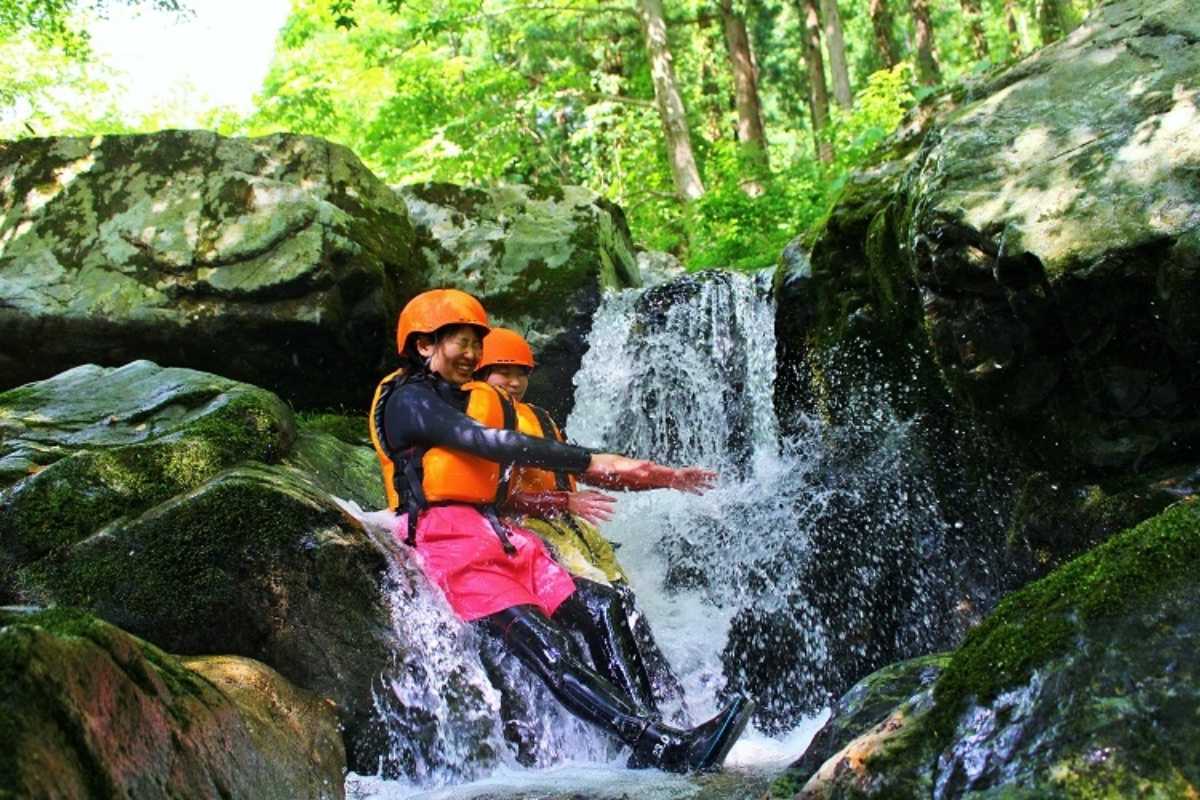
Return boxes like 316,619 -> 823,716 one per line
513,402 -> 578,494
423,380 -> 517,504
368,371 -> 517,541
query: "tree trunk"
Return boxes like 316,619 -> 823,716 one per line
819,0 -> 852,109
636,0 -> 706,201
719,0 -> 770,194
868,0 -> 900,68
1005,0 -> 1021,57
797,0 -> 833,163
959,0 -> 988,60
1036,0 -> 1078,44
909,0 -> 941,86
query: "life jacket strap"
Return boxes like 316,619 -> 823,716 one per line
400,449 -> 429,547
489,384 -> 519,505
481,504 -> 518,556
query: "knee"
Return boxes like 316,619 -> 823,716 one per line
503,613 -> 581,684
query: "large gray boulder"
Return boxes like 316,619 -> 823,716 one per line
0,607 -> 345,799
399,182 -> 642,420
777,0 -> 1200,474
0,131 -> 420,410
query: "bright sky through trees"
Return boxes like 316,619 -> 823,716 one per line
89,0 -> 288,114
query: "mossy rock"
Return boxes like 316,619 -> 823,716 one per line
283,430 -> 384,509
0,361 -> 412,772
398,181 -> 642,421
774,0 -> 1200,474
1006,463 -> 1197,568
296,411 -> 371,448
0,131 -> 421,410
0,361 -> 295,597
798,501 -> 1200,798
17,462 -> 400,770
0,607 -> 344,800
771,653 -> 949,797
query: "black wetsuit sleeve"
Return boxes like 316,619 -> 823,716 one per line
384,381 -> 594,472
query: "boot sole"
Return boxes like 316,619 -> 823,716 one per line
695,696 -> 756,772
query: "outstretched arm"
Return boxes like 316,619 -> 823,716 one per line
387,382 -> 592,471
582,455 -> 717,495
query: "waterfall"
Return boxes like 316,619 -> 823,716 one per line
566,270 -> 1008,733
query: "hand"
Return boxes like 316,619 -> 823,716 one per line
584,454 -> 656,487
567,490 -> 617,525
651,464 -> 718,495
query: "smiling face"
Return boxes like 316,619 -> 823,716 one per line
416,325 -> 485,386
483,364 -> 531,402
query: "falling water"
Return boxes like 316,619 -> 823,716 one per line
566,270 -> 1008,733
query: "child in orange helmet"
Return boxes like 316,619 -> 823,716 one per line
477,327 -> 688,720
368,290 -> 754,773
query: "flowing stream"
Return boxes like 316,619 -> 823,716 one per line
346,270 -> 1009,798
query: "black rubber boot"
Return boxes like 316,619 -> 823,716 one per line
627,695 -> 756,774
553,579 -> 660,716
614,581 -> 689,722
484,605 -> 755,774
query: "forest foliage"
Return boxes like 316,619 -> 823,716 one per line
2,0 -> 1099,268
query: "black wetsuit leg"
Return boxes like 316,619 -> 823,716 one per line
483,604 -> 650,744
483,604 -> 757,773
613,583 -> 689,720
553,579 -> 659,716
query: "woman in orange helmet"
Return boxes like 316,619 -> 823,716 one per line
477,327 -> 687,720
368,289 -> 754,774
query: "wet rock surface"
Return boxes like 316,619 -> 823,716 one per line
0,361 -> 407,771
782,501 -> 1200,799
0,607 -> 345,800
0,131 -> 419,410
777,0 -> 1200,476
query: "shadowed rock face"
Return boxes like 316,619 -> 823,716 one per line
398,182 -> 642,421
777,0 -> 1200,475
0,131 -> 421,410
0,608 -> 345,800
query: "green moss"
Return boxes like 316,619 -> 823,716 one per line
1007,467 -> 1185,568
0,606 -> 219,793
1,391 -> 293,565
0,607 -> 210,702
295,412 -> 370,446
27,466 -> 337,643
929,500 -> 1200,739
283,430 -> 385,509
768,769 -> 808,798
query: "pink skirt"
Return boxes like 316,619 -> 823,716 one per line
395,504 -> 577,621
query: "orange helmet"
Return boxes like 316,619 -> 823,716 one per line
396,289 -> 490,355
478,327 -> 535,370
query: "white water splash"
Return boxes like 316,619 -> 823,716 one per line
565,272 -> 829,722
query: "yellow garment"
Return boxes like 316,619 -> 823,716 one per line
520,515 -> 627,586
